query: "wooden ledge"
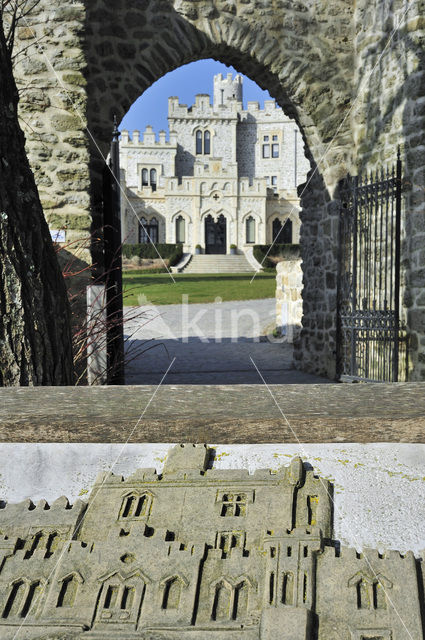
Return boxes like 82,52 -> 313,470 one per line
0,384 -> 424,443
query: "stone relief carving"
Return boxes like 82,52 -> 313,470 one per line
0,444 -> 422,639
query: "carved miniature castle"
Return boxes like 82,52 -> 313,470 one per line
0,444 -> 423,639
119,73 -> 310,256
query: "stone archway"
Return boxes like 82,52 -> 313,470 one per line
13,0 -> 425,380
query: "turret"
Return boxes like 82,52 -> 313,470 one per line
213,72 -> 243,108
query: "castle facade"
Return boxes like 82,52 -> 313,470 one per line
119,73 -> 310,256
0,444 -> 422,639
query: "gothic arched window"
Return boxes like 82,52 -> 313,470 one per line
204,130 -> 211,155
162,578 -> 182,610
57,574 -> 80,608
176,215 -> 185,244
141,168 -> 148,187
196,130 -> 203,155
196,130 -> 211,155
150,169 -> 157,192
246,216 -> 255,244
281,572 -> 294,605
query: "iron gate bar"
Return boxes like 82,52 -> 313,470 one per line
393,148 -> 402,380
337,149 -> 406,383
103,116 -> 125,385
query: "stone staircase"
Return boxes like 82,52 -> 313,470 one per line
183,253 -> 255,274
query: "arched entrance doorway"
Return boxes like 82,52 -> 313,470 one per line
205,214 -> 227,254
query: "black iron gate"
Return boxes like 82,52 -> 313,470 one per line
337,150 -> 407,382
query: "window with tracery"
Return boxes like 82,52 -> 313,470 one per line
139,217 -> 158,245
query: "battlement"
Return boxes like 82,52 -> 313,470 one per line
166,540 -> 205,561
120,127 -> 177,147
263,526 -> 322,541
168,94 -> 239,118
213,72 -> 243,107
92,451 -> 319,489
239,177 -> 267,193
320,546 -> 416,561
0,497 -> 86,525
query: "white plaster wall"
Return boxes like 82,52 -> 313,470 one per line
0,444 -> 423,556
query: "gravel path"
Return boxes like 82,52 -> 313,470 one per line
124,298 -> 330,384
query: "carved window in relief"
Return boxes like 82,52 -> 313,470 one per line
95,571 -> 149,626
217,531 -> 243,557
161,576 -> 187,610
349,574 -> 391,611
24,531 -> 43,559
281,572 -> 294,605
211,578 -> 250,621
98,583 -> 137,621
57,573 -> 83,608
2,579 -> 43,619
220,493 -> 247,517
119,491 -> 153,520
372,582 -> 387,610
307,495 -> 319,525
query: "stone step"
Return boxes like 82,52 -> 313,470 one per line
184,253 -> 255,274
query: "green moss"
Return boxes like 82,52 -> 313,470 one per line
45,213 -> 91,231
62,72 -> 87,87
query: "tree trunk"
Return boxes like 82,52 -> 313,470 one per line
0,14 -> 74,385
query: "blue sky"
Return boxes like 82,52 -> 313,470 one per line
120,59 -> 272,137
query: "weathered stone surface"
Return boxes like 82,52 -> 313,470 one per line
0,445 -> 422,638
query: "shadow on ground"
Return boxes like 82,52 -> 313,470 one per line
124,335 -> 331,385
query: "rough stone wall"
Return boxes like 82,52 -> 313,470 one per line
12,0 -> 425,379
295,170 -> 339,379
276,259 -> 303,344
351,0 -> 425,380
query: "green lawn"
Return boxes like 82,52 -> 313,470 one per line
122,271 -> 276,305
